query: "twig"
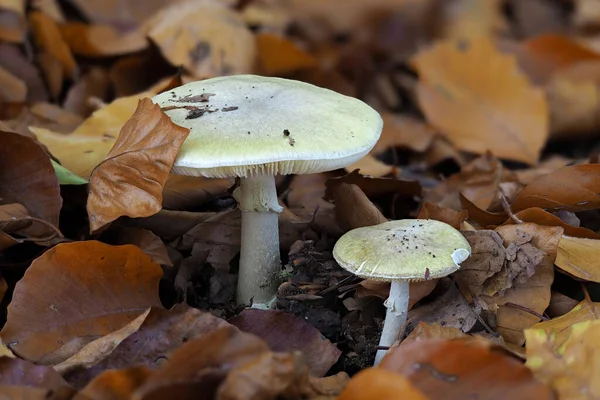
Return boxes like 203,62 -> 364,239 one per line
499,191 -> 523,224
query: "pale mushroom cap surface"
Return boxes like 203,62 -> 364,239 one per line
152,75 -> 383,178
333,219 -> 471,281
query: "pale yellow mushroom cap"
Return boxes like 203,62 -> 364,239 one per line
152,75 -> 383,178
333,219 -> 471,281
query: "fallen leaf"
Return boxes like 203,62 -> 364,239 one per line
501,207 -> 600,239
417,202 -> 468,229
255,33 -> 318,76
77,366 -> 153,400
31,91 -> 154,179
0,64 -> 26,102
381,336 -> 554,399
527,300 -> 600,351
511,164 -> 600,213
29,10 -> 77,97
373,114 -> 437,154
325,169 -> 421,201
63,68 -> 111,117
0,356 -> 73,390
412,36 -> 548,165
87,98 -> 190,232
0,130 -> 62,233
514,155 -> 572,185
54,309 -> 152,375
525,319 -> 600,399
402,321 -> 467,344
59,22 -> 148,57
113,227 -> 172,267
338,368 -> 428,400
327,182 -> 387,230
0,240 -> 163,364
546,291 -> 579,318
229,309 -> 341,376
554,235 -> 600,282
477,223 -> 562,345
143,0 -> 256,78
0,43 -> 48,102
344,154 -> 395,177
63,304 -> 231,387
51,159 -> 88,185
162,174 -> 232,211
441,0 -> 508,40
0,0 -> 26,42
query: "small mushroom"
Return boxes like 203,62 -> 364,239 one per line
153,75 -> 383,309
332,219 -> 471,365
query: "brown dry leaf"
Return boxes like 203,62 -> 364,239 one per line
114,227 -> 172,267
0,65 -> 26,102
326,182 -> 387,230
87,98 -> 190,232
356,280 -> 437,311
30,91 -> 154,179
255,33 -> 318,76
0,0 -> 25,42
0,240 -> 163,365
545,60 -> 600,139
29,11 -> 77,97
412,36 -> 548,165
309,372 -> 350,399
76,366 -> 153,400
573,0 -> 600,30
402,321 -> 467,344
547,291 -> 579,318
54,309 -> 152,376
325,169 -> 421,199
0,131 -> 62,234
63,304 -> 231,388
338,368 -> 428,400
554,235 -> 600,282
477,224 -> 562,345
143,0 -> 256,78
511,164 -> 600,213
502,207 -> 600,239
63,68 -> 111,117
0,43 -> 48,102
162,174 -> 233,211
407,282 -> 478,334
228,309 -> 341,377
425,152 -> 509,212
0,203 -> 31,233
59,22 -> 148,57
344,154 -> 395,178
417,202 -> 468,229
525,319 -> 600,399
528,300 -> 600,351
0,356 -> 72,391
132,325 -> 319,400
380,337 -> 554,399
374,114 -> 437,154
514,155 -> 572,186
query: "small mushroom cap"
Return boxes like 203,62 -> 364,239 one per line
333,219 -> 471,281
152,75 -> 383,178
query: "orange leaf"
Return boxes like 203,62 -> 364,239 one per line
86,98 -> 190,232
338,368 -> 428,400
381,337 -> 554,399
511,164 -> 600,213
412,37 -> 548,165
255,33 -> 318,76
0,241 -> 163,365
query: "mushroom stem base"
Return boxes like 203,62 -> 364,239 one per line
374,280 -> 409,365
236,174 -> 283,308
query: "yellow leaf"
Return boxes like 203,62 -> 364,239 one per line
30,91 -> 154,179
556,235 -> 600,282
529,300 -> 600,351
526,319 -> 600,399
255,33 -> 318,76
412,36 -> 548,165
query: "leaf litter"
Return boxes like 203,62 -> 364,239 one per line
2,0 -> 600,398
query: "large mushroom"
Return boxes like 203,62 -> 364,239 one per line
332,219 -> 471,365
153,75 -> 383,308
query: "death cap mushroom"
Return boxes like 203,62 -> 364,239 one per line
151,74 -> 383,178
333,219 -> 471,281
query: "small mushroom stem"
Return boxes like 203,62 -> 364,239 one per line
234,174 -> 283,308
374,279 -> 410,365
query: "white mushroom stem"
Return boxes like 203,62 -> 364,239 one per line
374,279 -> 410,365
234,174 -> 283,308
